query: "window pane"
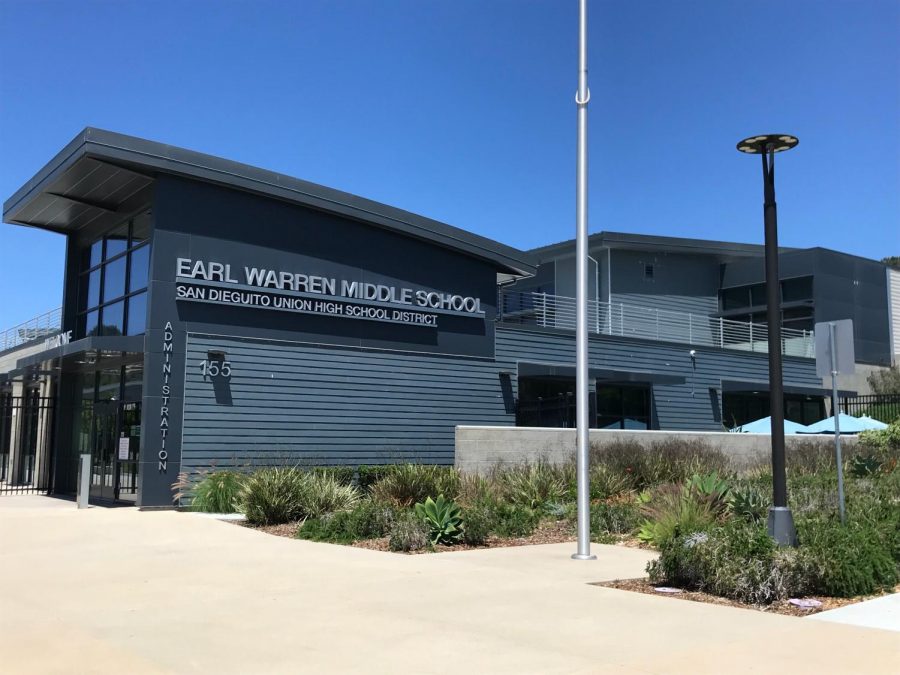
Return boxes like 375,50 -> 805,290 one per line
105,222 -> 129,259
126,292 -> 147,336
90,240 -> 103,268
131,211 -> 151,246
596,387 -> 621,416
721,287 -> 748,310
100,301 -> 124,336
782,276 -> 813,303
103,256 -> 126,301
750,284 -> 767,306
86,269 -> 101,309
84,310 -> 100,337
129,245 -> 150,292
622,387 -> 649,417
97,369 -> 120,401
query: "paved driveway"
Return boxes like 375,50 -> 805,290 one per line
1,497 -> 897,674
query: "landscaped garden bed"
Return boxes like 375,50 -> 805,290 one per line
176,420 -> 900,613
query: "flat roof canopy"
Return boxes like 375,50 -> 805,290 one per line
4,128 -> 536,277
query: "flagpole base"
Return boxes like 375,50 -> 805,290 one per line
767,506 -> 797,547
571,553 -> 597,561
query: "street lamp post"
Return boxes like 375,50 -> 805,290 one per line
736,134 -> 799,546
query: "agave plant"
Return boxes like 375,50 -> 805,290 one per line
728,485 -> 768,523
414,494 -> 463,545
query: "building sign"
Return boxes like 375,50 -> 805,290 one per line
174,258 -> 483,328
158,321 -> 174,472
43,330 -> 71,350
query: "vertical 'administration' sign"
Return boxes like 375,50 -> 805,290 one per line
159,321 -> 174,472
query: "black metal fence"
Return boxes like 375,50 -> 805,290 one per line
0,392 -> 55,495
839,394 -> 900,424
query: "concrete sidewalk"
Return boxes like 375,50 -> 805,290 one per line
1,497 -> 897,674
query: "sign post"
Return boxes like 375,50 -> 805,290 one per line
815,319 -> 855,524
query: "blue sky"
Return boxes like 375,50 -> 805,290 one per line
1,0 -> 897,328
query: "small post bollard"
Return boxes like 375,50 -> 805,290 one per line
77,453 -> 91,509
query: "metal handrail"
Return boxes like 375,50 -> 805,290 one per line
0,308 -> 63,353
498,290 -> 814,358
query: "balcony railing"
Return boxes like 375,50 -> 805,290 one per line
0,308 -> 62,353
498,291 -> 814,358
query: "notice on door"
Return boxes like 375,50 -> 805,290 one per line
118,437 -> 130,460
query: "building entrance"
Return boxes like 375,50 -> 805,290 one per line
66,353 -> 144,503
90,399 -> 141,502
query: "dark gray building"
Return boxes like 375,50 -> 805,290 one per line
1,129 -> 858,507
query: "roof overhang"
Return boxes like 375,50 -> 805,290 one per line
4,128 -> 537,277
721,379 -> 856,398
517,361 -> 686,385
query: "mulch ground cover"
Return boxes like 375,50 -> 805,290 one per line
595,577 -> 900,617
238,518 -> 642,553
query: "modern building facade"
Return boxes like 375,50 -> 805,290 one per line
1,128 -> 891,507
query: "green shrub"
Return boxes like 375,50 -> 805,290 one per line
498,462 -> 566,509
309,466 -> 355,486
849,454 -> 881,478
637,483 -> 719,548
590,500 -> 641,536
297,471 -> 360,518
728,484 -> 768,523
414,495 -> 463,545
587,464 -> 634,500
491,503 -> 540,538
190,470 -> 244,513
297,501 -> 394,543
370,464 -> 461,507
461,504 -> 492,546
388,510 -> 430,552
457,473 -> 496,507
240,467 -> 307,525
649,523 -> 796,605
590,439 -> 728,489
356,465 -> 396,492
795,519 -> 898,597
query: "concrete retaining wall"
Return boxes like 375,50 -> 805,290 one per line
454,426 -> 857,474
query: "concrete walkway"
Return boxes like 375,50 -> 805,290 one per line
1,497 -> 897,674
811,593 -> 900,632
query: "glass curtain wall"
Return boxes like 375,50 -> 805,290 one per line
76,211 -> 151,338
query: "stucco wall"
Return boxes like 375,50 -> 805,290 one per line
454,425 -> 857,473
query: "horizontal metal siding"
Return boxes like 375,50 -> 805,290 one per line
889,268 -> 900,361
496,326 -> 822,431
182,335 -> 511,468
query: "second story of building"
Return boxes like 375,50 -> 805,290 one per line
504,231 -> 897,367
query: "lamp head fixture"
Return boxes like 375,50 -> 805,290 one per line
736,134 -> 799,155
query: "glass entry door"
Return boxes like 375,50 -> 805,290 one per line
84,359 -> 143,503
90,401 -> 118,501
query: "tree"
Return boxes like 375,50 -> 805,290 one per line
867,366 -> 900,395
881,256 -> 900,270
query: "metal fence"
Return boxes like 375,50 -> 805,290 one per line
498,290 -> 815,358
839,394 -> 900,424
0,307 -> 62,353
0,393 -> 55,495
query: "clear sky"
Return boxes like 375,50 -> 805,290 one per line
0,0 -> 897,328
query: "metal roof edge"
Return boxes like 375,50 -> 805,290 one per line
4,127 -> 537,277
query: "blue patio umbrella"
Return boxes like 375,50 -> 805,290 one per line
730,416 -> 810,434
801,413 -> 872,434
857,415 -> 889,431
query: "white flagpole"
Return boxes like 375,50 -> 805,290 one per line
572,0 -> 595,561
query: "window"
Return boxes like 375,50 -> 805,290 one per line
644,264 -> 655,280
596,384 -> 652,430
721,287 -> 749,310
75,211 -> 151,338
782,276 -> 813,303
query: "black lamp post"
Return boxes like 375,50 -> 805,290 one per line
736,133 -> 799,546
